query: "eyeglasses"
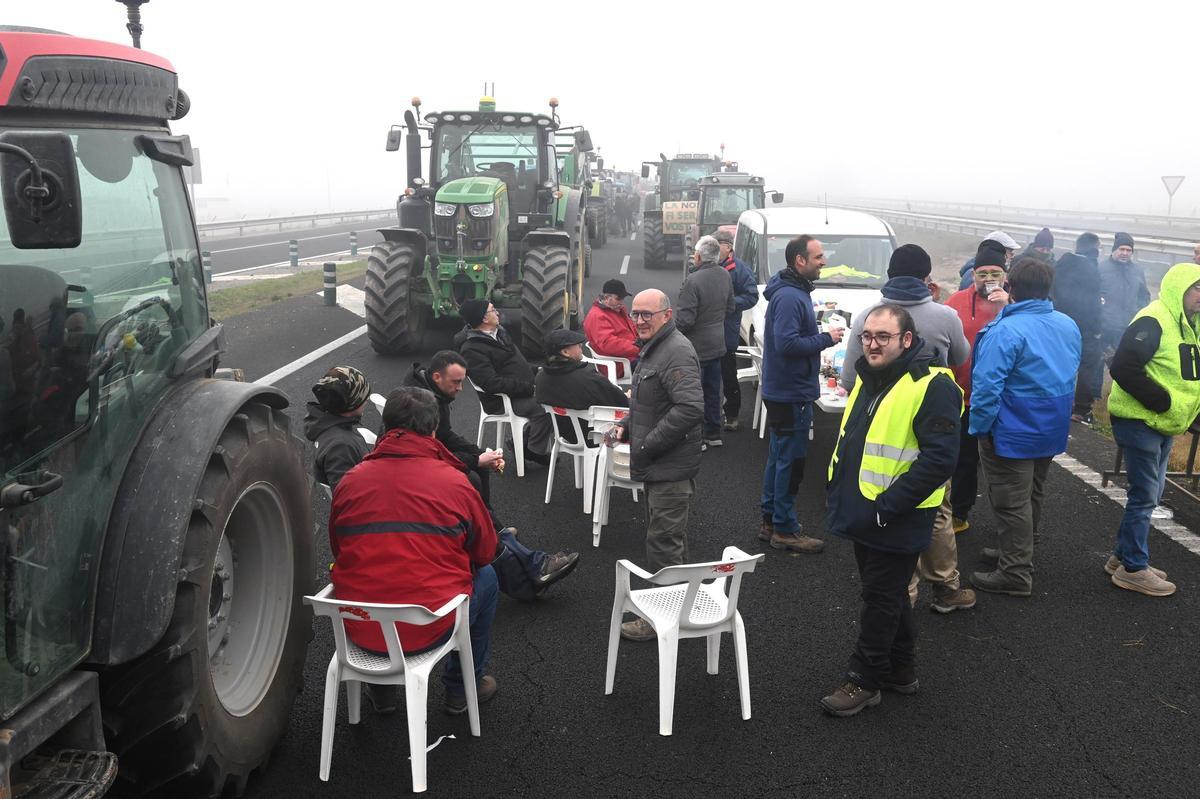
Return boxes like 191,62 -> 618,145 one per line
860,331 -> 901,346
630,309 -> 667,321
974,271 -> 1006,280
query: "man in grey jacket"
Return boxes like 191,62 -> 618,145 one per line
1099,232 -> 1151,354
677,235 -> 735,448
614,288 -> 704,641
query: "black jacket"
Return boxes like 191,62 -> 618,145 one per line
303,402 -> 373,490
404,364 -> 486,469
455,325 -> 536,414
825,339 -> 961,554
1052,250 -> 1102,337
535,356 -> 630,444
676,259 -> 735,362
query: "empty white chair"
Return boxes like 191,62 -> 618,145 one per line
357,427 -> 378,447
468,376 -> 527,477
604,546 -> 764,736
589,405 -> 643,548
542,405 -> 599,510
369,392 -> 386,415
734,345 -> 765,434
583,343 -> 633,387
305,585 -> 480,794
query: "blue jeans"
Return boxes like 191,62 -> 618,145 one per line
700,358 -> 723,438
760,401 -> 814,534
1111,417 -> 1172,572
442,565 -> 498,696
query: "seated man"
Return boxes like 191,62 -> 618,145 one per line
303,365 -> 373,490
583,279 -> 639,378
455,298 -> 553,464
330,386 -> 498,715
534,328 -> 629,445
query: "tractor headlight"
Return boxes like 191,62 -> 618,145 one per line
467,203 -> 494,218
434,202 -> 457,217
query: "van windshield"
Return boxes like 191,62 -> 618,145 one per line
765,235 -> 893,287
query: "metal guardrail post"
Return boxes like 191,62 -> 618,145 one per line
202,251 -> 212,283
289,239 -> 299,268
350,231 -> 358,256
323,262 -> 337,306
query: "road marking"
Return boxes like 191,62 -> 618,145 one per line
256,325 -> 367,386
217,246 -> 365,277
1054,452 -> 1200,556
630,232 -> 637,242
208,229 -> 372,254
314,284 -> 368,318
620,255 -> 630,275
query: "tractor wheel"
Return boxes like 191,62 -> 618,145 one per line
584,242 -> 593,278
101,402 -> 314,798
643,215 -> 666,269
364,240 -> 427,355
520,244 -> 571,359
596,212 -> 607,248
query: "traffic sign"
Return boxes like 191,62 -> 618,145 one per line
1162,175 -> 1184,196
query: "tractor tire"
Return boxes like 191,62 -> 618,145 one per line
584,243 -> 593,278
365,240 -> 427,355
643,215 -> 666,269
100,402 -> 314,798
520,244 -> 571,359
594,211 -> 607,248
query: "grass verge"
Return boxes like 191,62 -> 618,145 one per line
208,260 -> 367,320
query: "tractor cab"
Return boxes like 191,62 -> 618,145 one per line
696,172 -> 783,232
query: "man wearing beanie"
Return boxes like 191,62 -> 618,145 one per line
842,244 -> 975,614
1052,232 -> 1104,424
1099,232 -> 1150,356
455,298 -> 553,467
304,365 -> 374,490
1015,228 -> 1057,266
958,231 -> 1019,290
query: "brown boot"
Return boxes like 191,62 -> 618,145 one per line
758,518 -> 774,543
770,531 -> 825,553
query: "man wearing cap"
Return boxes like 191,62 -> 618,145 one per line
1099,233 -> 1151,356
676,234 -> 735,448
304,365 -> 373,490
455,298 -> 553,464
714,229 -> 760,432
535,328 -> 629,446
1052,232 -> 1104,425
584,279 -> 640,379
1015,228 -> 1056,266
958,231 -> 1019,290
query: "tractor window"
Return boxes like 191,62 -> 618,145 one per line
434,124 -> 540,186
703,188 -> 764,225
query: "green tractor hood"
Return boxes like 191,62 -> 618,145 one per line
436,176 -> 506,203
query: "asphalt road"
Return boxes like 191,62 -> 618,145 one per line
200,219 -> 387,274
214,225 -> 1200,798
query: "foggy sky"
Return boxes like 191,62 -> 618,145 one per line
12,1 -> 1200,220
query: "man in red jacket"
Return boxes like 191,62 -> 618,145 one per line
330,386 -> 500,716
583,279 -> 639,377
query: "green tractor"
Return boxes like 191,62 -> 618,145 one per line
370,96 -> 592,359
639,153 -> 721,270
694,171 -> 783,238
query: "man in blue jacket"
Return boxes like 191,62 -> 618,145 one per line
714,229 -> 759,431
969,258 -> 1081,596
758,235 -> 844,553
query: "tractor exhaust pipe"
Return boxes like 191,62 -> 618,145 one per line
404,102 -> 422,188
116,0 -> 150,48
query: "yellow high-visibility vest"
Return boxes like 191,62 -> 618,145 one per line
828,366 -> 962,508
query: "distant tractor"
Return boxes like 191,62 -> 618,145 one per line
370,96 -> 592,358
640,153 -> 721,270
681,171 -> 783,272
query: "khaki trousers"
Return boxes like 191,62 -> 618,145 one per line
908,481 -> 960,603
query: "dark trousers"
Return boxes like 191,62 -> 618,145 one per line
950,408 -> 979,520
700,358 -> 723,438
720,349 -> 741,419
846,543 -> 920,691
1074,332 -> 1104,416
979,439 -> 1050,590
510,396 -> 553,455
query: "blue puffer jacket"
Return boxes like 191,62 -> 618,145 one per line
761,267 -> 833,404
958,257 -> 977,290
968,299 -> 1082,459
721,255 -> 759,351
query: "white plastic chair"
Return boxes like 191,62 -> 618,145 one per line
357,427 -> 378,447
735,345 -> 764,435
583,343 -> 633,387
604,546 -> 764,736
305,585 -> 480,794
589,405 -> 643,548
468,376 -> 528,477
313,427 -> 376,498
369,392 -> 386,415
542,405 -> 599,509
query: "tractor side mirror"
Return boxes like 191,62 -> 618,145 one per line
641,164 -> 650,179
574,129 -> 594,152
0,131 -> 82,249
385,127 -> 403,152
771,191 -> 784,204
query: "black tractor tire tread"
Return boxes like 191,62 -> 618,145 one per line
100,403 -> 314,798
643,216 -> 666,269
365,241 -> 425,355
520,244 -> 571,359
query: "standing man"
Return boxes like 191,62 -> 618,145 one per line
1015,227 -> 1057,266
612,289 -> 704,641
676,235 -> 735,449
583,279 -> 640,378
958,231 -> 1019,290
969,259 -> 1081,597
1052,232 -> 1104,425
1105,262 -> 1200,596
758,235 -> 844,553
1099,233 -> 1150,356
1192,242 -> 1200,266
713,229 -> 759,432
821,305 -> 962,716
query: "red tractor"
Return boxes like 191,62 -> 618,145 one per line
0,8 -> 312,797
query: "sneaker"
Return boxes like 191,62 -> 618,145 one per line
364,683 -> 399,715
952,517 -> 970,534
758,518 -> 774,543
1103,555 -> 1166,580
703,437 -> 724,448
536,551 -> 580,592
971,570 -> 1032,597
444,675 -> 498,715
723,419 -> 740,432
820,682 -> 881,717
620,617 -> 656,642
930,586 -> 977,614
1071,412 -> 1095,427
880,664 -> 919,695
1111,565 -> 1177,597
770,531 -> 825,553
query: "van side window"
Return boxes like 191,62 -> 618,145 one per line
735,227 -> 760,282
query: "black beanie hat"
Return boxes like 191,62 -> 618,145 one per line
1033,228 -> 1054,249
460,299 -> 491,328
1113,232 -> 1135,252
974,245 -> 1008,270
887,244 -> 932,279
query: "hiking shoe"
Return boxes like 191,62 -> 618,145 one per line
930,586 -> 977,614
880,665 -> 919,695
952,516 -> 970,534
364,683 -> 399,715
703,437 -> 723,448
444,675 -> 498,715
971,570 -> 1032,597
620,617 -> 656,642
758,518 -> 774,543
1104,555 -> 1166,580
536,551 -> 580,592
723,419 -> 740,432
1071,412 -> 1095,427
770,532 -> 825,553
1111,565 -> 1176,597
820,682 -> 881,717
980,547 -> 1000,563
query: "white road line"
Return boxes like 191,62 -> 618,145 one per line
256,325 -> 367,386
1054,452 -> 1200,556
619,255 -> 630,275
313,284 -> 368,318
630,232 -> 637,242
217,246 -> 366,277
210,229 -> 367,254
